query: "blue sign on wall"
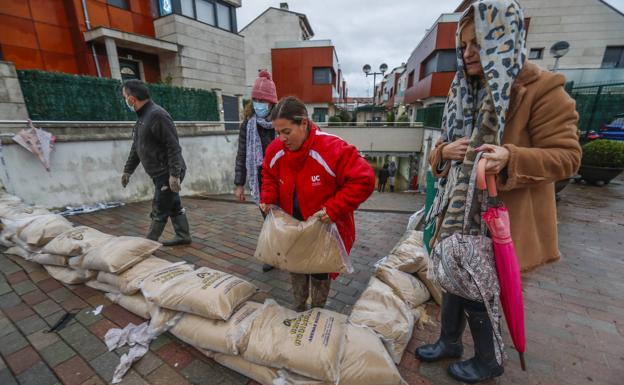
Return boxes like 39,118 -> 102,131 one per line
159,0 -> 173,16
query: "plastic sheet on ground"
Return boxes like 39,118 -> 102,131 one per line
58,202 -> 124,217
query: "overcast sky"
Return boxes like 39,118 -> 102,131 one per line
237,0 -> 624,97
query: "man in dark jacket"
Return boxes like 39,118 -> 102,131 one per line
121,79 -> 191,246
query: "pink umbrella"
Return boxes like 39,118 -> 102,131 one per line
477,158 -> 527,371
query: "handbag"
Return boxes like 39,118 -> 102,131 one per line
428,152 -> 500,303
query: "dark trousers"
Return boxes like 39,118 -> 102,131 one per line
151,172 -> 185,222
378,180 -> 387,192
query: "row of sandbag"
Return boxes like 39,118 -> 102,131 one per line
347,230 -> 443,364
0,192 -> 408,385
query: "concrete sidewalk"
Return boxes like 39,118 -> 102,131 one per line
1,178 -> 623,384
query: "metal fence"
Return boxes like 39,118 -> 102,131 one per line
567,82 -> 624,135
415,104 -> 445,128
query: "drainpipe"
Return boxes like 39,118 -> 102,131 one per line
81,0 -> 102,77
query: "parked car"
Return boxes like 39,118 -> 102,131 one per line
587,113 -> 624,141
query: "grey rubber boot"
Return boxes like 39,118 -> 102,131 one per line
162,213 -> 192,246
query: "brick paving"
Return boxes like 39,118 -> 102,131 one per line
0,178 -> 622,384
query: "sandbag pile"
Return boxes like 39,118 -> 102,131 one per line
0,191 -> 418,385
345,230 -> 439,364
254,208 -> 352,274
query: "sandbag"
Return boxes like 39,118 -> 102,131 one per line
379,231 -> 428,274
338,325 -> 407,385
213,354 -> 279,385
375,266 -> 430,308
171,301 -> 262,355
30,253 -> 68,266
0,205 -> 49,220
106,292 -> 151,319
77,236 -> 160,273
16,214 -> 73,247
242,300 -> 347,382
105,292 -> 181,334
86,280 -> 120,294
275,325 -> 408,385
142,266 -> 256,321
44,265 -> 96,284
42,226 -> 113,256
97,256 -> 173,295
5,246 -> 31,259
348,277 -> 414,364
417,270 -> 442,306
254,208 -> 351,274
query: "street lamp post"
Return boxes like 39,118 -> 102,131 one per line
363,63 -> 388,104
550,41 -> 570,72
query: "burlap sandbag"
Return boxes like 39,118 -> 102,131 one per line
142,266 -> 256,321
44,265 -> 96,284
42,226 -> 113,256
105,292 -> 181,334
242,300 -> 347,382
213,354 -> 279,385
0,205 -> 49,220
5,246 -> 32,259
275,325 -> 408,385
339,325 -> 407,385
29,253 -> 67,266
348,277 -> 414,364
96,256 -> 173,295
378,231 -> 442,306
86,280 -> 120,294
254,208 -> 351,274
375,266 -> 430,308
380,231 -> 428,273
171,301 -> 262,355
16,214 -> 73,247
77,236 -> 160,273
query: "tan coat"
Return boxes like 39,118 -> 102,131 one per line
429,62 -> 582,272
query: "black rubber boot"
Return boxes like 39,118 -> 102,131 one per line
262,264 -> 275,272
146,220 -> 166,242
162,214 -> 192,246
416,292 -> 466,362
448,304 -> 504,384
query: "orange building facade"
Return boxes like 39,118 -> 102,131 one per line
271,40 -> 347,122
0,0 -> 161,81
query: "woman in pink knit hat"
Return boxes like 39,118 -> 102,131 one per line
234,69 -> 279,272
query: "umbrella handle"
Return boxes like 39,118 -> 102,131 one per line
476,158 -> 498,197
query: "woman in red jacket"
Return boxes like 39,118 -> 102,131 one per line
260,96 -> 375,311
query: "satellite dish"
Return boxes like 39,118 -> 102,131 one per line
550,41 -> 570,59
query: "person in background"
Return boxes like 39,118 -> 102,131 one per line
416,1 -> 580,383
234,70 -> 278,273
388,160 -> 398,192
378,163 -> 389,192
260,96 -> 375,311
121,79 -> 191,246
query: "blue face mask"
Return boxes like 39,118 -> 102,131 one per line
253,101 -> 270,118
125,97 -> 135,112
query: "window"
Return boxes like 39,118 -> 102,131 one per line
196,0 -> 216,25
407,70 -> 415,88
602,46 -> 624,69
313,108 -> 328,123
180,0 -> 195,18
313,68 -> 333,85
108,0 -> 129,9
529,48 -> 544,60
216,2 -> 232,31
422,50 -> 456,79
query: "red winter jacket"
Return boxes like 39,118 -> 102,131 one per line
260,123 -> 375,254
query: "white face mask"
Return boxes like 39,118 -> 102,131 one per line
125,97 -> 135,112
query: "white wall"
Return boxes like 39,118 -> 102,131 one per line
0,134 -> 238,209
523,0 -> 624,70
240,8 -> 306,98
323,126 -> 424,154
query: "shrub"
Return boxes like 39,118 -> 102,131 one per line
582,139 -> 624,168
386,111 -> 395,123
328,116 -> 342,127
397,113 -> 410,126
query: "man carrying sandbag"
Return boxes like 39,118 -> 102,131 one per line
260,96 -> 375,311
120,79 -> 191,246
